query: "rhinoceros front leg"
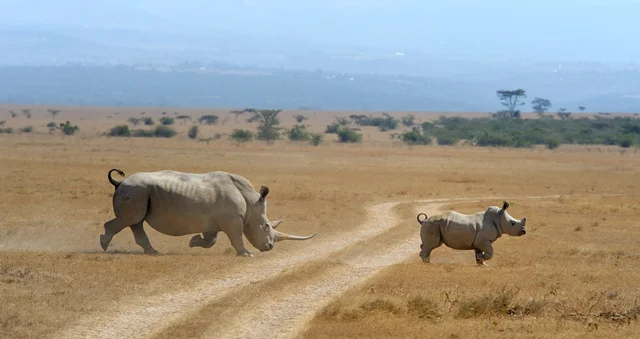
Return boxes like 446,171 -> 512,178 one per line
130,222 -> 159,255
222,222 -> 253,257
474,241 -> 494,266
189,231 -> 219,248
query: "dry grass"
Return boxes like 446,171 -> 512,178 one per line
0,104 -> 639,339
302,195 -> 640,338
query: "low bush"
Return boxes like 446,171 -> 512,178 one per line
159,116 -> 175,125
230,129 -> 254,143
336,126 -> 362,143
287,124 -> 311,141
109,125 -> 131,137
188,126 -> 199,139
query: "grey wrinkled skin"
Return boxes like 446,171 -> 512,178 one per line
416,201 -> 526,266
101,168 -> 316,257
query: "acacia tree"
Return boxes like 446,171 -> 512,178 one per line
176,115 -> 192,125
229,108 -> 256,122
557,108 -> 572,120
531,97 -> 552,116
578,106 -> 586,112
293,114 -> 308,124
47,109 -> 61,119
495,89 -> 527,119
247,109 -> 282,144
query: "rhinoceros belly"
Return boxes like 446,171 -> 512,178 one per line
143,177 -> 219,236
440,222 -> 477,250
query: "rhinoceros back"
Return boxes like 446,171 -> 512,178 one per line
134,171 -> 246,236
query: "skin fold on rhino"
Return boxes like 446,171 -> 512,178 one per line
101,168 -> 316,256
415,201 -> 526,266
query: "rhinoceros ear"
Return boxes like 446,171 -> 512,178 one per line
501,201 -> 510,210
259,186 -> 270,200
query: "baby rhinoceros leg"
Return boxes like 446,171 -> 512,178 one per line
189,231 -> 219,249
419,222 -> 443,263
474,241 -> 494,267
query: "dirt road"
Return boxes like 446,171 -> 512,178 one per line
51,195 -> 561,339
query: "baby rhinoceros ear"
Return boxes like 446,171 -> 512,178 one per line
259,186 -> 270,200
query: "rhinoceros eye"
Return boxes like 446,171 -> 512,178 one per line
511,221 -> 516,226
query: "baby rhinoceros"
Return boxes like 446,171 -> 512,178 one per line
415,201 -> 526,266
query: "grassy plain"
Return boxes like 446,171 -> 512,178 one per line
0,105 -> 639,339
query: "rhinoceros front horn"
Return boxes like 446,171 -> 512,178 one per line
274,230 -> 316,242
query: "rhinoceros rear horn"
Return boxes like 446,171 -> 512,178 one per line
259,186 -> 270,199
274,230 -> 316,242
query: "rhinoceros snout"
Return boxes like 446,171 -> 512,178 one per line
260,243 -> 274,252
519,229 -> 527,236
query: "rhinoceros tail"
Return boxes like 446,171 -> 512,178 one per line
108,168 -> 126,190
416,213 -> 428,225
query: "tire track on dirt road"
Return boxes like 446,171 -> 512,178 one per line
202,194 -> 571,339
54,193 -> 615,339
51,198 -> 439,339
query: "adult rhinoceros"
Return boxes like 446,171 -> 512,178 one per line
101,168 -> 316,256
415,201 -> 526,266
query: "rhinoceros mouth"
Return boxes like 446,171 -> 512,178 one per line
519,230 -> 527,236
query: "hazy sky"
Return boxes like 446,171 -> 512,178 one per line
2,0 -> 639,63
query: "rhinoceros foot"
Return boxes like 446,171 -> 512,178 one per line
143,248 -> 160,255
99,234 -> 111,251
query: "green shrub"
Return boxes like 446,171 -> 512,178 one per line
109,125 -> 131,137
476,133 -> 511,147
352,113 -> 399,131
142,117 -> 155,126
154,126 -> 176,138
20,126 -> 33,133
336,126 -> 362,143
287,124 -> 311,141
199,115 -> 219,125
159,116 -> 175,125
310,133 -> 323,146
325,123 -> 340,134
434,132 -> 459,146
59,121 -> 79,135
0,127 -> 14,134
545,137 -> 560,149
401,128 -> 431,145
618,135 -> 635,148
230,129 -> 254,143
188,126 -> 199,139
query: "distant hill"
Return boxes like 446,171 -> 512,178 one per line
1,64 -> 638,113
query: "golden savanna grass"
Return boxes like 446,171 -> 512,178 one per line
0,104 -> 639,339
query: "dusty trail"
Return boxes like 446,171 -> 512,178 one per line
50,199 -> 415,339
208,201 -> 446,339
52,194 -> 589,339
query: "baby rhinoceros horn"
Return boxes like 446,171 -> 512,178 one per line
274,230 -> 316,242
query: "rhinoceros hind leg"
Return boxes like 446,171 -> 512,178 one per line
189,232 -> 219,249
419,223 -> 443,263
101,217 -> 132,251
130,222 -> 159,255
